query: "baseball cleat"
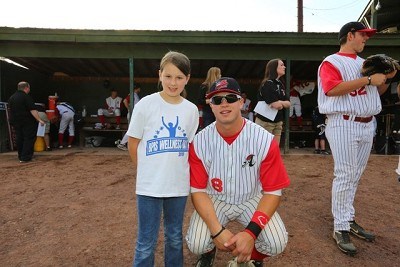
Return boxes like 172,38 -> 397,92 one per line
195,247 -> 216,267
349,221 -> 375,242
333,231 -> 357,256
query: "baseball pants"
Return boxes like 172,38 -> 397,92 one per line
185,194 -> 288,257
289,96 -> 302,117
59,111 -> 75,136
325,114 -> 375,231
97,108 -> 121,117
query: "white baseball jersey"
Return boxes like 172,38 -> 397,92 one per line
318,52 -> 378,232
190,119 -> 290,205
318,53 -> 382,116
105,96 -> 123,110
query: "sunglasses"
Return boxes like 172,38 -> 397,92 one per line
210,94 -> 241,105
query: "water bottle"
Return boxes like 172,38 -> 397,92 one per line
82,106 -> 87,117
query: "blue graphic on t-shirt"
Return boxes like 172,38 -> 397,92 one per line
146,116 -> 188,156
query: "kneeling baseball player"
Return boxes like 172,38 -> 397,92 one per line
186,77 -> 290,267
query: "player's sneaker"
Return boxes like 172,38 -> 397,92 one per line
314,149 -> 320,154
227,257 -> 263,267
117,143 -> 128,151
195,247 -> 216,267
320,150 -> 331,155
115,139 -> 121,145
333,231 -> 357,256
115,125 -> 120,130
349,221 -> 375,242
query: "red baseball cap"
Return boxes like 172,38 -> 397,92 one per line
338,22 -> 377,40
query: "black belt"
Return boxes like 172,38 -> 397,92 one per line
343,115 -> 373,123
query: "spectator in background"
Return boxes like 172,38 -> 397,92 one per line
8,81 -> 45,163
312,106 -> 330,155
116,83 -> 142,151
289,86 -> 303,129
123,83 -> 141,121
56,102 -> 75,149
35,103 -> 52,151
240,91 -> 254,121
97,88 -> 123,129
198,67 -> 221,128
255,59 -> 291,145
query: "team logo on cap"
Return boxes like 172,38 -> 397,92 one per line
215,79 -> 229,90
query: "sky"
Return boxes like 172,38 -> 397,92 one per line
0,0 -> 370,32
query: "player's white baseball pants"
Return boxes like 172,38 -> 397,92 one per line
289,96 -> 302,117
97,108 -> 121,117
325,114 -> 375,231
59,111 -> 75,136
185,194 -> 288,257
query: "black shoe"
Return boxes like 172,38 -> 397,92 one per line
19,159 -> 32,163
349,221 -> 375,242
333,231 -> 357,256
195,247 -> 216,267
320,150 -> 331,155
314,149 -> 320,154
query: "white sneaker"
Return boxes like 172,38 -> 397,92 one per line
115,125 -> 121,130
117,143 -> 128,151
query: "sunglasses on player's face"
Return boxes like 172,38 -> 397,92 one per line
210,94 -> 241,105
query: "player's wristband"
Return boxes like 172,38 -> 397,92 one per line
245,211 -> 270,239
211,225 -> 225,239
367,76 -> 372,85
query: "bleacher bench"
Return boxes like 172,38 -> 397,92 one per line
79,116 -> 129,148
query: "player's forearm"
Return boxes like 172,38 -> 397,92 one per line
191,192 -> 222,235
327,78 -> 369,96
256,194 -> 281,218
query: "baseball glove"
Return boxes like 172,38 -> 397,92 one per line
361,54 -> 400,76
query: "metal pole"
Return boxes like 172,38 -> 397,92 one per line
371,0 -> 378,29
284,59 -> 291,154
129,57 -> 134,123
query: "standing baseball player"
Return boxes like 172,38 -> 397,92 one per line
56,102 -> 75,148
97,88 -> 123,129
318,21 -> 397,256
186,77 -> 290,267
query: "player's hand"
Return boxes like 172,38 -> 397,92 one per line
39,119 -> 45,126
370,73 -> 387,86
213,228 -> 235,252
224,231 -> 255,263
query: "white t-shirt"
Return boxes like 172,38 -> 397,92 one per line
127,92 -> 199,197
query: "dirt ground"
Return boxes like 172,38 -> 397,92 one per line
1,148 -> 399,267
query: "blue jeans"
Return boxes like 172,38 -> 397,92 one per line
133,195 -> 187,267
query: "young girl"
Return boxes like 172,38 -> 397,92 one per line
127,51 -> 199,267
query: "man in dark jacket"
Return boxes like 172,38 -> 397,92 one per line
8,81 -> 44,162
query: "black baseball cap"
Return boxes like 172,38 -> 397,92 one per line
206,77 -> 241,99
338,22 -> 376,40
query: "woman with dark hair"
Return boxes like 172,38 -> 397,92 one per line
255,59 -> 291,145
